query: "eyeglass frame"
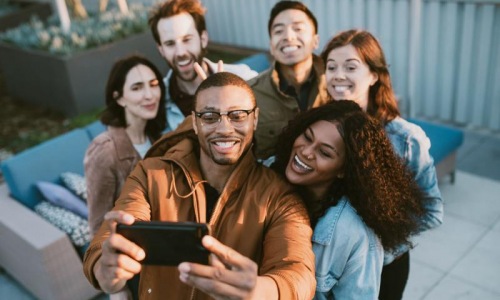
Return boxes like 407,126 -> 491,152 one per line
193,107 -> 257,127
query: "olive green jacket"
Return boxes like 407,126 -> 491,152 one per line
248,55 -> 330,160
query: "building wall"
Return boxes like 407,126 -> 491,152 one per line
203,0 -> 500,130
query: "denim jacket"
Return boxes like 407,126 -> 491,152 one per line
313,197 -> 384,300
383,117 -> 444,264
163,58 -> 258,132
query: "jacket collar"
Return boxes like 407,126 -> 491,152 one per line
312,197 -> 348,245
160,135 -> 258,198
107,126 -> 139,161
258,54 -> 328,104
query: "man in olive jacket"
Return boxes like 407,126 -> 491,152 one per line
83,72 -> 315,299
248,1 -> 329,162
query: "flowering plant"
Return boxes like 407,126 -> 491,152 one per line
0,2 -> 155,56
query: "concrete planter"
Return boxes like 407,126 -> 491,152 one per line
0,0 -> 51,32
0,31 -> 167,117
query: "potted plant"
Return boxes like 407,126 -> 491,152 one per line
0,0 -> 166,117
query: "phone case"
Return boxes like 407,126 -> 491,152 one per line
116,221 -> 210,266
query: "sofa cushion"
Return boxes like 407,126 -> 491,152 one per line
236,53 -> 270,73
34,201 -> 91,247
36,181 -> 88,218
84,120 -> 106,140
61,172 -> 87,201
408,118 -> 464,164
0,129 -> 92,209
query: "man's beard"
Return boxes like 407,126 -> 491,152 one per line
170,47 -> 207,82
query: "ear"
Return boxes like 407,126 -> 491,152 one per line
200,30 -> 208,49
157,45 -> 165,58
115,92 -> 126,107
370,72 -> 379,86
253,107 -> 259,130
313,33 -> 320,50
191,112 -> 199,135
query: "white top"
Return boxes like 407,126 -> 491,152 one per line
133,139 -> 152,158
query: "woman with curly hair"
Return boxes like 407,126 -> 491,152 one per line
320,29 -> 443,299
273,100 -> 427,299
84,54 -> 166,300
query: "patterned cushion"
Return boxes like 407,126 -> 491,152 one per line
60,172 -> 87,201
34,201 -> 91,247
36,181 -> 88,218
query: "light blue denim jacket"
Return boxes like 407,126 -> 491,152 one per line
383,117 -> 444,264
163,58 -> 258,132
313,197 -> 384,300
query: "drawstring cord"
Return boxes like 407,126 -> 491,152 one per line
170,167 -> 207,199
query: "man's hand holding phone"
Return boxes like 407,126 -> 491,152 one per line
94,210 -> 144,294
178,236 -> 279,300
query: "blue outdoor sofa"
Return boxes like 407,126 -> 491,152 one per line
0,121 -> 106,300
0,53 -> 464,300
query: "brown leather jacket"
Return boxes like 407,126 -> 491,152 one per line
84,126 -> 140,236
248,55 -> 329,160
83,130 -> 316,300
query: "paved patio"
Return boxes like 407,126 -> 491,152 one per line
1,126 -> 500,299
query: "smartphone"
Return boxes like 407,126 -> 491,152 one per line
116,221 -> 210,266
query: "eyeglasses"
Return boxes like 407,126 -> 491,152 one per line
194,107 -> 257,128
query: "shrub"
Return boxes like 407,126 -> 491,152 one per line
0,2 -> 157,56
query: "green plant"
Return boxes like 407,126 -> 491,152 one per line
0,2 -> 158,56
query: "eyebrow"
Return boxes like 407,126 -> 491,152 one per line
307,127 -> 340,156
327,58 -> 360,64
163,33 -> 194,43
130,82 -> 145,87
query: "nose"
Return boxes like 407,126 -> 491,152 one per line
215,115 -> 235,133
333,68 -> 345,80
284,27 -> 296,41
175,42 -> 188,56
301,145 -> 315,160
143,85 -> 153,99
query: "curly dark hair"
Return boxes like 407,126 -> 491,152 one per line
321,29 -> 399,124
274,100 -> 426,251
101,55 -> 166,141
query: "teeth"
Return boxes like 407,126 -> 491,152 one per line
177,59 -> 191,66
282,46 -> 299,53
215,141 -> 235,148
294,155 -> 312,170
334,86 -> 349,92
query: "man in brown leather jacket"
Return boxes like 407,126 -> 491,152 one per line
83,72 -> 315,299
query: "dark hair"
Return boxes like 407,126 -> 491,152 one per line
194,72 -> 256,107
149,0 -> 207,45
101,55 -> 166,141
321,29 -> 400,124
268,0 -> 318,36
274,100 -> 426,251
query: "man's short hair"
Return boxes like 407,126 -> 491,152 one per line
149,0 -> 207,45
194,72 -> 256,107
267,0 -> 318,36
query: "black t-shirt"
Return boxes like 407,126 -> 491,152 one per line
203,182 -> 220,222
277,64 -> 316,112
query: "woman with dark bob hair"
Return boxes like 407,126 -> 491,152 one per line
273,100 -> 427,299
321,29 -> 443,299
84,55 -> 166,299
